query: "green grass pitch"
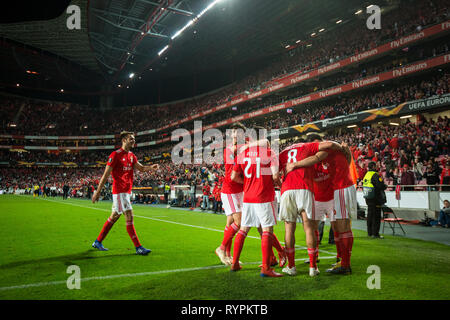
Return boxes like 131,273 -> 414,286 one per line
0,194 -> 449,300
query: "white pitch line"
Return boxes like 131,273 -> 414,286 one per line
0,256 -> 337,291
15,195 -> 337,255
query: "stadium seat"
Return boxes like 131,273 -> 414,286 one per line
382,206 -> 406,236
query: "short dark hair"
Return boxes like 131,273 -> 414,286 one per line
120,131 -> 134,141
307,133 -> 322,142
368,161 -> 377,170
230,122 -> 246,130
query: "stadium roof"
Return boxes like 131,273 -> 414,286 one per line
0,0 -> 389,96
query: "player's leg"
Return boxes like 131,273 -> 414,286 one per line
92,210 -> 120,251
120,193 -> 150,255
301,210 -> 320,276
329,186 -> 355,274
284,220 -> 296,269
230,225 -> 250,271
279,191 -> 297,275
258,202 -> 282,277
226,211 -> 242,262
217,193 -> 241,265
326,220 -> 342,270
216,214 -> 235,265
124,210 -> 151,255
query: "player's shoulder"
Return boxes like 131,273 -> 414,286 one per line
281,142 -> 306,153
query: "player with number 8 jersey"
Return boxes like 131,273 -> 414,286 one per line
278,142 -> 319,276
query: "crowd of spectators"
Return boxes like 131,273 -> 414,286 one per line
1,0 -> 448,137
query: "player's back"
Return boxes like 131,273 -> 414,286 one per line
279,142 -> 319,194
235,146 -> 276,203
313,161 -> 334,202
326,149 -> 354,189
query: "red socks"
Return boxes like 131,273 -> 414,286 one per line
286,247 -> 295,268
308,248 -> 318,268
220,223 -> 239,251
271,233 -> 283,254
232,230 -> 247,265
339,231 -> 353,268
126,220 -> 141,248
315,230 -> 320,259
334,231 -> 341,259
97,218 -> 115,242
261,231 -> 273,270
226,235 -> 232,257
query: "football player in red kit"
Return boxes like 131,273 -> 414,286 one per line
216,124 -> 285,268
230,143 -> 283,277
92,131 -> 159,255
306,134 -> 355,275
279,139 -> 344,276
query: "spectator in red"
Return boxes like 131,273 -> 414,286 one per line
400,164 -> 415,191
389,134 -> 399,149
201,181 -> 211,211
440,162 -> 450,191
212,182 -> 223,214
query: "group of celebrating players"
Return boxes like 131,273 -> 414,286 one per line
90,124 -> 356,278
215,122 -> 356,277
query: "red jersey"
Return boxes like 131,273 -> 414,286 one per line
221,144 -> 244,194
107,148 -> 137,194
202,185 -> 211,195
313,161 -> 334,202
279,142 -> 319,194
326,149 -> 354,190
233,146 -> 277,203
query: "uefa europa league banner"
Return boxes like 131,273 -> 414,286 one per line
269,93 -> 450,138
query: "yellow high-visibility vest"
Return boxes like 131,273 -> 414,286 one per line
363,171 -> 376,188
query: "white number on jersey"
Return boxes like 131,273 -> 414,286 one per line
244,157 -> 261,178
287,149 -> 297,163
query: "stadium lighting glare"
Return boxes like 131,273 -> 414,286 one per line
197,0 -> 223,18
16,83 -> 20,87
306,44 -> 312,47
117,84 -> 121,88
158,45 -> 169,56
400,115 -> 413,119
171,19 -> 194,40
311,32 -> 316,37
60,89 -> 64,93
347,125 -> 357,128
129,73 -> 135,79
336,19 -> 342,24
390,122 -> 400,126
367,4 -> 374,9
156,1 -> 224,60
319,28 -> 325,32
355,9 -> 363,14
8,123 -> 16,128
285,45 -> 290,49
296,40 -> 301,43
